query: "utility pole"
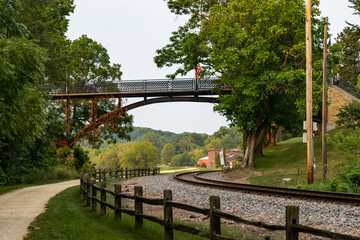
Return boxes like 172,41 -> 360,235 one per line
306,0 -> 314,184
322,25 -> 328,182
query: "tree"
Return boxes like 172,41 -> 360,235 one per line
349,0 -> 360,14
336,25 -> 360,85
170,152 -> 194,167
161,143 -> 176,164
64,35 -> 133,147
119,142 -> 158,168
336,101 -> 360,129
0,0 -> 50,184
137,132 -> 165,156
16,0 -> 75,87
156,0 -> 327,167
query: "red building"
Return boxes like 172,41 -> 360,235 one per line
198,149 -> 243,169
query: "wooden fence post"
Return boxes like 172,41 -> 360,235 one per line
115,168 -> 118,178
100,181 -> 107,215
134,186 -> 143,228
80,172 -> 84,191
125,168 -> 128,179
91,178 -> 97,211
286,206 -> 299,240
148,168 -> 150,176
164,190 -> 173,240
210,196 -> 221,239
120,168 -> 123,179
103,169 -> 106,181
115,183 -> 122,221
82,173 -> 87,200
86,176 -> 91,207
98,168 -> 101,180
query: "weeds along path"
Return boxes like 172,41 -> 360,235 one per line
0,180 -> 79,240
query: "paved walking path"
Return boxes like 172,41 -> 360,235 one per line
0,180 -> 79,240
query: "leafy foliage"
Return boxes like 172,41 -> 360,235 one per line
88,126 -> 242,167
161,143 -> 176,164
336,25 -> 360,85
327,128 -> 360,193
156,0 -> 328,167
335,101 -> 360,129
170,152 -> 194,167
120,142 -> 159,168
16,0 -> 75,87
63,35 -> 133,147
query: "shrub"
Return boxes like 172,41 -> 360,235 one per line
200,162 -> 207,168
347,169 -> 360,187
327,128 -> 360,193
336,100 -> 360,129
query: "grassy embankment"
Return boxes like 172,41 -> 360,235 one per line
25,182 -> 255,240
248,128 -> 352,190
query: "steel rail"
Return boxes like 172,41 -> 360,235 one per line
173,171 -> 360,205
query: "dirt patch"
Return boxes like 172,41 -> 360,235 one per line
266,146 -> 291,152
220,168 -> 262,184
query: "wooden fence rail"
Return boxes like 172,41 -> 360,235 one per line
80,174 -> 360,240
81,167 -> 160,182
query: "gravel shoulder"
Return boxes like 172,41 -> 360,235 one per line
121,174 -> 360,240
0,180 -> 79,240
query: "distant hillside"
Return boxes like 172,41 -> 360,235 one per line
129,127 -> 196,143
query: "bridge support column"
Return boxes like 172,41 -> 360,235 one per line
65,97 -> 71,141
90,98 -> 98,147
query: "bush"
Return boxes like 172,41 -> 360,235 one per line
19,167 -> 78,184
336,100 -> 360,129
200,162 -> 207,168
326,128 -> 360,193
347,169 -> 360,187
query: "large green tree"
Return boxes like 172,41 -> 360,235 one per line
16,0 -> 75,87
336,25 -> 360,85
155,0 -> 327,167
0,0 -> 50,183
65,35 -> 133,147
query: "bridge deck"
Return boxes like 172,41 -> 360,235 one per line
49,78 -> 231,99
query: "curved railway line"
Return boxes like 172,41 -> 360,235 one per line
174,171 -> 360,205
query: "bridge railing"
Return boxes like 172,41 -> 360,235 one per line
49,78 -> 221,95
328,77 -> 360,99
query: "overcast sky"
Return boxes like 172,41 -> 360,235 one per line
66,0 -> 360,134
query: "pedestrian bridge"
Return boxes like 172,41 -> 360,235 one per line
50,78 -> 231,147
50,78 -> 230,99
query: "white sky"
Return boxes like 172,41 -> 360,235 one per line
66,0 -> 360,134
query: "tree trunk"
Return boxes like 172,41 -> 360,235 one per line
247,131 -> 256,167
242,130 -> 256,168
254,125 -> 268,157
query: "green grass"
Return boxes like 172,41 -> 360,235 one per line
25,186 -> 254,240
248,128 -> 353,190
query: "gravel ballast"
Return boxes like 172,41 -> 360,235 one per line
121,173 -> 360,239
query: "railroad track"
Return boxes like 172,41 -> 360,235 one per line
174,171 -> 360,205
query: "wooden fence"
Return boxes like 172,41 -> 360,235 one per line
81,167 -> 160,182
80,173 -> 360,240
